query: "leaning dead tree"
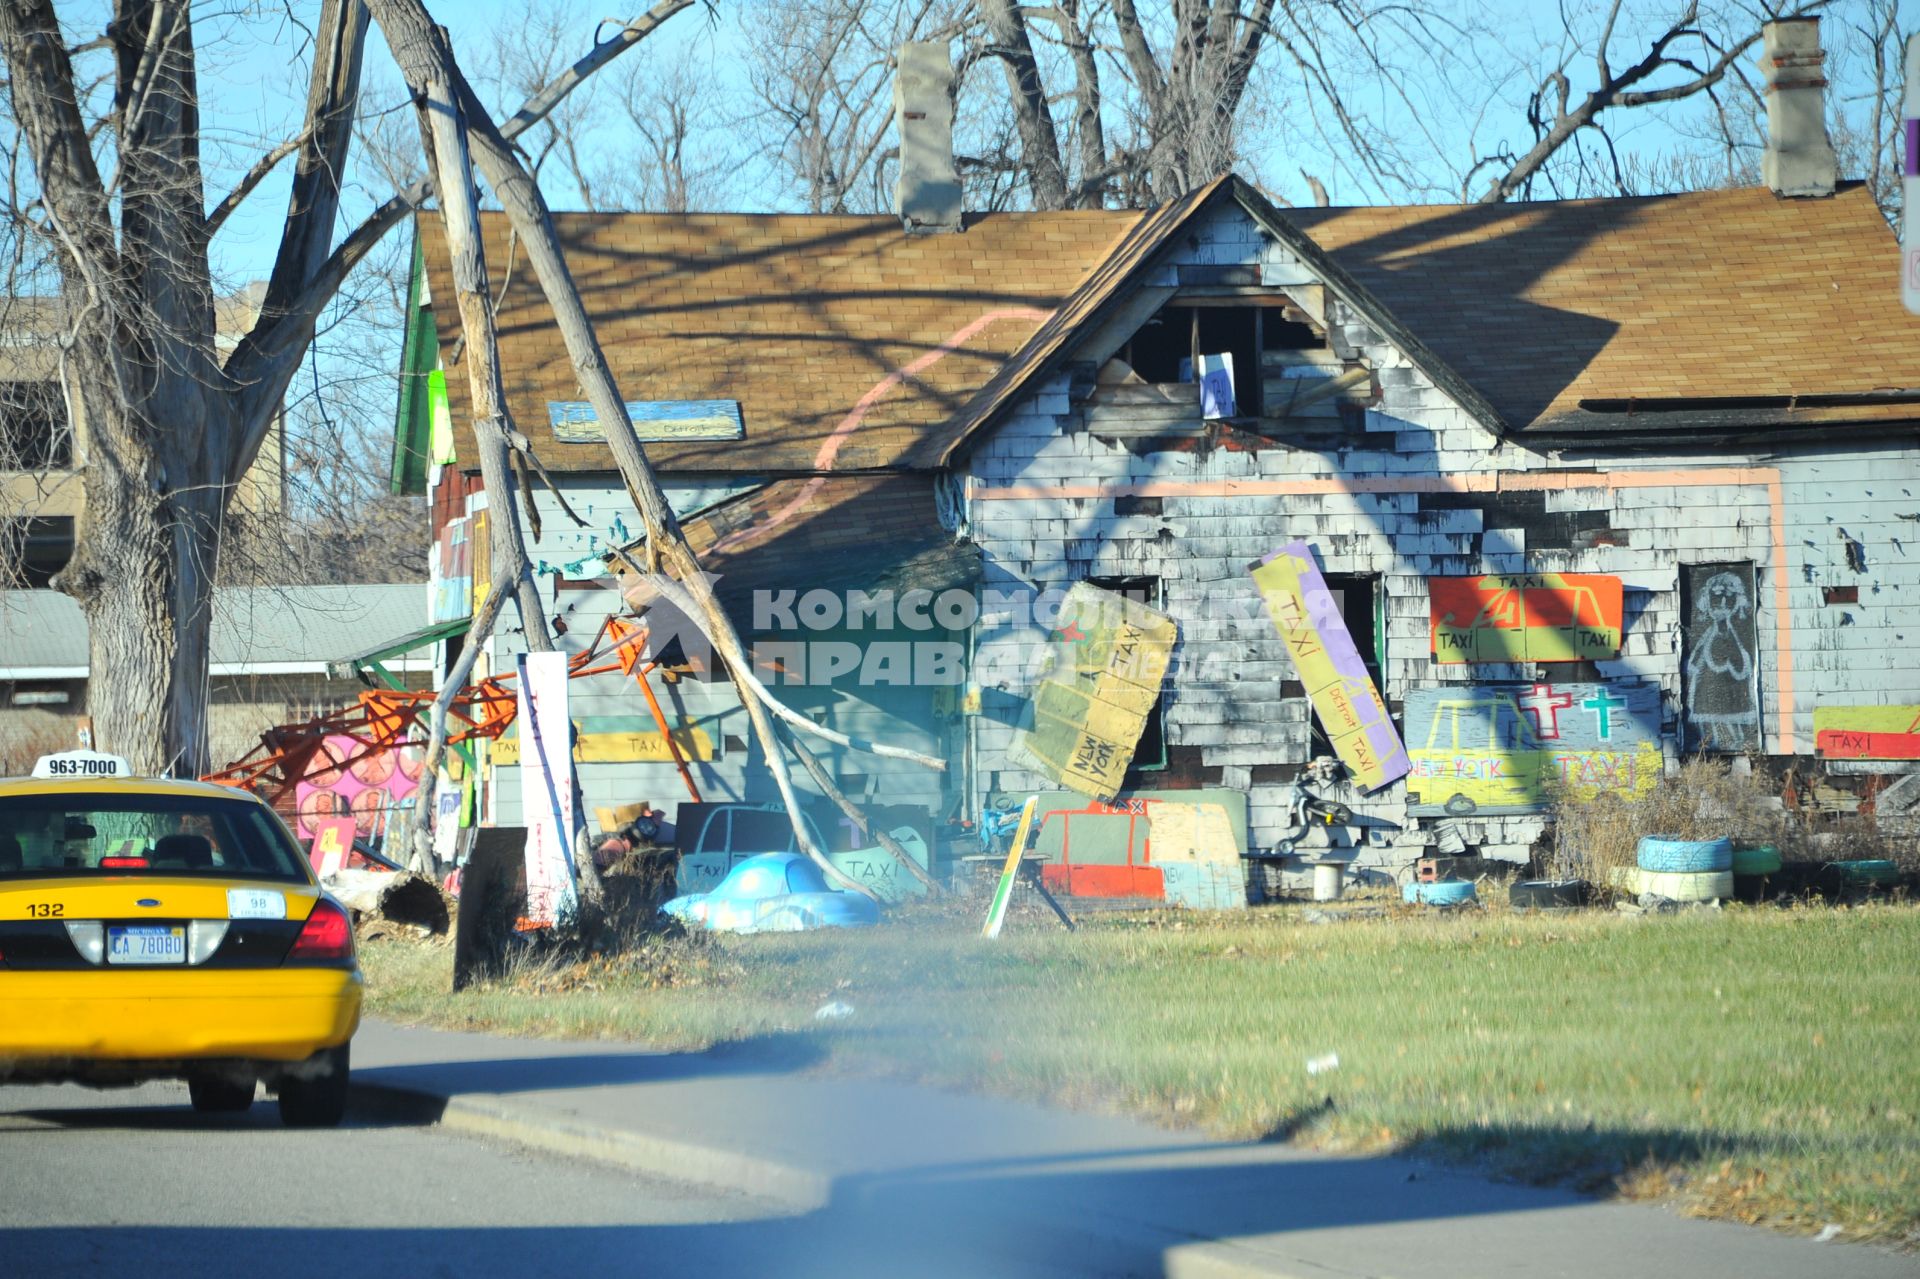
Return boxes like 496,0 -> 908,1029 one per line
366,0 -> 939,897
0,0 -> 682,777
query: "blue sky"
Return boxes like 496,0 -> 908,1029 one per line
195,0 -> 1915,290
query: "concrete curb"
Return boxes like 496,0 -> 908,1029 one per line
348,1081 -> 1308,1278
348,1082 -> 830,1211
1163,1239 -> 1317,1279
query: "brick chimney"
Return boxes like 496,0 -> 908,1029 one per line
1760,18 -> 1837,198
893,41 -> 962,233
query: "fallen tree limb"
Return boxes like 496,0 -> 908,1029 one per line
640,574 -> 947,773
780,721 -> 943,895
324,868 -> 450,934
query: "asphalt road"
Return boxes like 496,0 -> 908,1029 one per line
0,1080 -> 792,1279
0,1082 -> 1109,1278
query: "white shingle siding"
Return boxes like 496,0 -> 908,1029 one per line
962,198 -> 1920,873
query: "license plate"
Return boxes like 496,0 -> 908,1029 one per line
107,925 -> 186,965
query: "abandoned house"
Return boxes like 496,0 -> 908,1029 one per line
392,19 -> 1920,899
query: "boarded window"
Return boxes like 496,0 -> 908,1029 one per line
1681,562 -> 1761,752
1311,573 -> 1384,756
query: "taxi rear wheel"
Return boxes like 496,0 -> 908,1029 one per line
277,1044 -> 350,1128
188,1076 -> 256,1113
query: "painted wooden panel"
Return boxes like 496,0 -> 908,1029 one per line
1404,681 -> 1663,816
1681,562 -> 1762,752
547,398 -> 744,444
493,722 -> 717,765
1250,541 -> 1409,792
1813,706 -> 1920,759
1008,582 -> 1178,800
1429,573 -> 1623,663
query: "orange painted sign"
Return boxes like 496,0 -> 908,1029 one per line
1430,573 -> 1623,663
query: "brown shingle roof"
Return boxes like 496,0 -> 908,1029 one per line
418,210 -> 1137,473
1283,181 -> 1920,433
423,180 -> 1920,476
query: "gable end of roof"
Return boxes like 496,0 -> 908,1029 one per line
935,176 -> 1509,465
1228,177 -> 1509,437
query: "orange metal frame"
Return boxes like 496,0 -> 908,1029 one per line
201,617 -> 703,809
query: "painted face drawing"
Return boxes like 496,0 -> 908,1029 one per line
1685,570 -> 1758,750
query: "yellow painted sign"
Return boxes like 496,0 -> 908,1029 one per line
1250,542 -> 1409,792
1010,582 -> 1178,801
492,726 -> 715,766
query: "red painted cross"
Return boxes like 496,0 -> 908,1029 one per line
1516,683 -> 1577,740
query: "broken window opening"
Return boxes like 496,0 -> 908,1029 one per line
1087,574 -> 1168,773
1262,315 -> 1324,351
1122,305 -> 1265,418
1124,305 -> 1193,385
1307,574 -> 1383,760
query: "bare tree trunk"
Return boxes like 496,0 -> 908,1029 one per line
977,0 -> 1068,208
365,0 -> 887,899
1,0 -> 686,788
376,5 -> 604,906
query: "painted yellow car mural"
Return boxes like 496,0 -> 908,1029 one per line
1404,683 -> 1664,816
0,753 -> 361,1126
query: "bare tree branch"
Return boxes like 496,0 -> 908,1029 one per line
205,128 -> 311,236
1478,1 -> 1833,203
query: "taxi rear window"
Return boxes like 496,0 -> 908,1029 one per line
0,793 -> 309,882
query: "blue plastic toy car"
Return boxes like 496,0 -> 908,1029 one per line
660,852 -> 880,934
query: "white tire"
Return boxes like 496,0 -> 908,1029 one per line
1621,867 -> 1732,901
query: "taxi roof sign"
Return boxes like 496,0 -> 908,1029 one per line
32,750 -> 136,780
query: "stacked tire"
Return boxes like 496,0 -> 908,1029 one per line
1627,835 -> 1733,903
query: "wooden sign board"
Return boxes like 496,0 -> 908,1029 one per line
1403,681 -> 1662,816
307,816 -> 356,877
1430,573 -> 1623,663
548,398 -> 744,444
1250,542 -> 1409,792
1814,706 -> 1920,759
1009,582 -> 1178,801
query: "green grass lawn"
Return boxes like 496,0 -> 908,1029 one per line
363,900 -> 1920,1243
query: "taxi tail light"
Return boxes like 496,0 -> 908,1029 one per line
101,856 -> 148,868
287,899 -> 353,962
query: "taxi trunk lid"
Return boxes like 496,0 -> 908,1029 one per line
0,876 -> 320,970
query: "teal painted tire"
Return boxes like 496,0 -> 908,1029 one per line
1730,844 -> 1781,876
1832,859 -> 1900,885
1403,880 -> 1477,906
1637,835 -> 1732,874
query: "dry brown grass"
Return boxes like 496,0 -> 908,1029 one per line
1547,757 -> 1915,889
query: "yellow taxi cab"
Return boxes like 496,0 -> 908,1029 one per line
0,751 -> 362,1126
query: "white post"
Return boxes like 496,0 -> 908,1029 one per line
1903,35 -> 1920,315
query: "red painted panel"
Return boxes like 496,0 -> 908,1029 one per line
1066,865 -> 1164,898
